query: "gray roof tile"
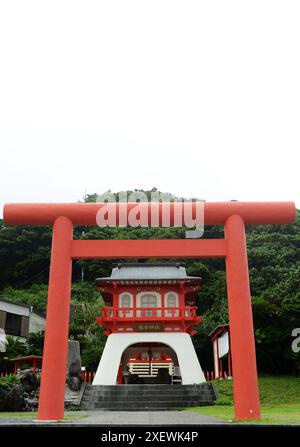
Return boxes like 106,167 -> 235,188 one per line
96,263 -> 201,281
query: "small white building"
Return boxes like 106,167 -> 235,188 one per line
209,324 -> 232,379
0,298 -> 46,351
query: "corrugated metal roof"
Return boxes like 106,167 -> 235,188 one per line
0,298 -> 46,318
96,263 -> 201,281
0,297 -> 31,309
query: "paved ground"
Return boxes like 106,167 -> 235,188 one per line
0,410 -> 225,426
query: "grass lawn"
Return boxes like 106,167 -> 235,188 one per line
186,376 -> 300,424
0,412 -> 90,421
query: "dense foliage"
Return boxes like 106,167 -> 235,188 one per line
0,190 -> 299,374
0,375 -> 20,392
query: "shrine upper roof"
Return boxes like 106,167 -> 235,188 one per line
96,263 -> 201,285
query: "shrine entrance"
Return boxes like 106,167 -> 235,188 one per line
120,343 -> 179,385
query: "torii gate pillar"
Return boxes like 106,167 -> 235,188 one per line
37,216 -> 73,421
225,215 -> 260,419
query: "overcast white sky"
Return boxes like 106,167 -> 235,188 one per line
0,1 -> 299,218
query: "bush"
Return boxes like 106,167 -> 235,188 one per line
0,375 -> 20,392
66,405 -> 81,411
215,398 -> 233,406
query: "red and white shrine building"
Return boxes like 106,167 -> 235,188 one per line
93,263 -> 206,385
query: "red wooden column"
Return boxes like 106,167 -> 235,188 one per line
133,289 -> 137,319
37,216 -> 73,421
225,214 -> 261,419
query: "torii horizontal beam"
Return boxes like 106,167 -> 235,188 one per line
3,201 -> 296,226
71,239 -> 227,259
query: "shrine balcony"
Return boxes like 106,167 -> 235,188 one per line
96,306 -> 202,334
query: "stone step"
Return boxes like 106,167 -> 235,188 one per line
83,390 -> 214,397
84,384 -> 212,389
85,384 -> 211,390
81,407 -> 205,411
80,383 -> 217,411
84,385 -> 213,393
81,401 -> 213,410
85,390 -> 213,398
81,393 -> 214,403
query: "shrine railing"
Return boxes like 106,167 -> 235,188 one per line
98,306 -> 199,320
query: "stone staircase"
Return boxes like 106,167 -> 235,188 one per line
80,383 -> 218,411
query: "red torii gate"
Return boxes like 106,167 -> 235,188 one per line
3,201 -> 296,421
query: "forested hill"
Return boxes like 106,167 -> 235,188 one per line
0,192 -> 299,373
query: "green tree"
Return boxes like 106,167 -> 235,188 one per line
3,336 -> 27,358
0,336 -> 28,373
27,331 -> 45,356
